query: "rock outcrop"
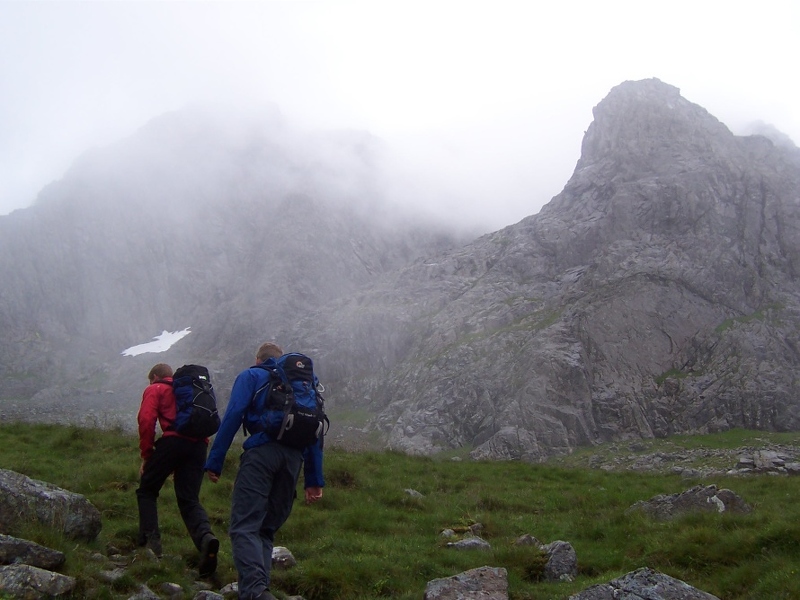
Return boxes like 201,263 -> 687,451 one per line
0,534 -> 65,570
569,567 -> 720,600
0,469 -> 102,541
628,484 -> 752,520
424,566 -> 508,600
0,564 -> 77,599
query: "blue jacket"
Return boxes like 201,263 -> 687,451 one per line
204,360 -> 325,489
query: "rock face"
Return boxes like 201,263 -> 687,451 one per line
302,78 -> 800,459
0,469 -> 102,541
2,79 -> 800,461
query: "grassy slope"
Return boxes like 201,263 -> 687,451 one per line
1,423 -> 800,599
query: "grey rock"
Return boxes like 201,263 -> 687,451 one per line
446,536 -> 491,551
629,485 -> 752,520
424,565 -> 508,599
569,566 -> 720,599
190,580 -> 213,592
0,534 -> 65,570
513,534 -> 542,547
97,568 -> 127,584
193,591 -> 224,600
128,584 -> 160,600
271,545 -> 297,569
571,443 -> 800,477
159,581 -> 184,597
0,469 -> 102,541
542,540 -> 578,582
0,563 -> 76,599
786,462 -> 800,475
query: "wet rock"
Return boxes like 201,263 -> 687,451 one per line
0,469 -> 102,541
424,565 -> 508,599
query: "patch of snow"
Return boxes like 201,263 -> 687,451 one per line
121,328 -> 191,357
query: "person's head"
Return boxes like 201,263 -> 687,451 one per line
148,363 -> 173,383
256,342 -> 283,364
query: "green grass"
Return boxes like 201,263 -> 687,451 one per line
2,424 -> 800,599
714,303 -> 784,334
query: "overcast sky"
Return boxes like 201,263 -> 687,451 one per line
1,1 -> 798,229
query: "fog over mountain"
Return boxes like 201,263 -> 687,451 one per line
2,2 -> 798,232
2,78 -> 800,461
0,103 -> 469,428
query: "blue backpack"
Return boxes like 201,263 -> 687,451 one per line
247,353 -> 329,449
170,364 -> 221,438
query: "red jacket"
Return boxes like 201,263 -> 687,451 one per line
137,378 -> 205,460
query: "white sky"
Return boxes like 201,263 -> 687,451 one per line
1,1 -> 798,229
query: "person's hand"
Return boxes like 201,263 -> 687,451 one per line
206,471 -> 220,483
139,460 -> 147,477
305,486 -> 323,504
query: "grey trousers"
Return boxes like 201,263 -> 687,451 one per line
229,442 -> 303,600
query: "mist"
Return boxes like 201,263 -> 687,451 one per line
1,1 -> 797,232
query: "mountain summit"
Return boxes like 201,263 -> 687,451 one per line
2,79 -> 799,461
300,78 -> 800,460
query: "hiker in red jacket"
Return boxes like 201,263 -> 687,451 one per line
136,362 -> 219,577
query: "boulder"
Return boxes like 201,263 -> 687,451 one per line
629,485 -> 751,520
0,534 -> 65,570
569,566 -> 719,599
272,546 -> 297,569
0,468 -> 102,541
0,563 -> 76,599
446,536 -> 491,551
542,540 -> 578,582
424,566 -> 508,600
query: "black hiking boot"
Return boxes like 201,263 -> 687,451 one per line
145,533 -> 162,558
198,533 -> 219,577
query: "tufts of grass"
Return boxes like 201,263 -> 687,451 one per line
3,423 -> 800,598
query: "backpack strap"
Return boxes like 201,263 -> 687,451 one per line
245,362 -> 294,437
316,387 -> 330,449
247,355 -> 329,448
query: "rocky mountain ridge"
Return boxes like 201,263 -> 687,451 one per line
297,79 -> 800,460
2,79 -> 799,461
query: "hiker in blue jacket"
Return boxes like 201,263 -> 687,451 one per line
205,342 -> 324,600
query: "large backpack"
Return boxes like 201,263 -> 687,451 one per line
247,353 -> 329,450
170,364 -> 221,438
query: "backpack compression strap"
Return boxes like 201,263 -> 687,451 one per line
244,363 -> 294,436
